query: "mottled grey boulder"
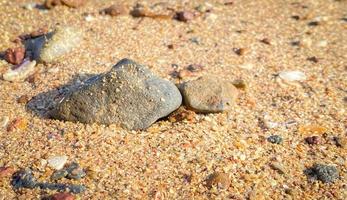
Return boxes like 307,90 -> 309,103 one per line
179,76 -> 238,113
50,59 -> 182,130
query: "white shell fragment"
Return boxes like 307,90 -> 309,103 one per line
279,71 -> 307,82
0,116 -> 9,128
2,60 -> 36,82
47,155 -> 68,170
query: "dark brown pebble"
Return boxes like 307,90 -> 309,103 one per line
307,56 -> 318,63
260,38 -> 271,45
167,44 -> 174,49
44,0 -> 63,9
291,15 -> 300,20
308,21 -> 319,26
233,48 -> 246,56
305,136 -> 320,145
176,11 -> 194,22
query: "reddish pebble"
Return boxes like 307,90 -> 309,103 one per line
30,27 -> 49,38
176,11 -> 194,22
305,136 -> 320,145
233,47 -> 246,56
4,47 -> 25,65
0,167 -> 15,177
51,193 -> 75,200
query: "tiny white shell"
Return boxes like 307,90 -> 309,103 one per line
47,155 -> 68,170
279,71 -> 307,82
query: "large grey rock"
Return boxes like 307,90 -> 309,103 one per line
25,26 -> 82,63
179,76 -> 238,113
50,59 -> 182,130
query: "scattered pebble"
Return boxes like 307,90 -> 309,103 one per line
101,4 -> 128,16
51,193 -> 75,200
308,21 -> 320,26
130,3 -> 172,19
267,135 -> 283,144
291,15 -> 300,20
39,26 -> 82,63
305,164 -> 339,183
12,169 -> 85,193
2,59 -> 36,82
260,38 -> 271,45
270,162 -> 286,174
44,0 -> 85,9
305,136 -> 320,145
4,47 -> 25,65
206,172 -> 230,189
175,11 -> 195,22
233,48 -> 246,56
0,166 -> 15,177
66,162 -> 86,180
278,70 -> 307,82
307,56 -> 318,63
47,155 -> 68,170
30,27 -> 49,38
50,58 -> 182,130
179,76 -> 239,113
7,118 -> 28,132
51,170 -> 68,180
334,137 -> 346,148
232,79 -> 247,90
168,107 -> 196,123
44,0 -> 63,9
17,95 -> 30,104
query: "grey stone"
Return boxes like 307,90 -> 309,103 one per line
50,58 -> 182,130
305,164 -> 339,183
179,76 -> 238,113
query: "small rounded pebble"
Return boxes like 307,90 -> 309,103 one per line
176,11 -> 195,22
4,47 -> 25,65
305,164 -> 339,183
179,76 -> 239,113
47,156 -> 68,170
305,136 -> 320,145
51,192 -> 75,200
206,172 -> 230,189
267,135 -> 283,144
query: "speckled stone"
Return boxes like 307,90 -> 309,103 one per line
305,164 -> 339,183
50,58 -> 182,130
179,76 -> 238,113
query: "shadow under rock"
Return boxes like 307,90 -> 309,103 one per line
26,73 -> 97,119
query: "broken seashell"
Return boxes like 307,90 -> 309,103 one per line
279,71 -> 307,82
2,59 -> 36,82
